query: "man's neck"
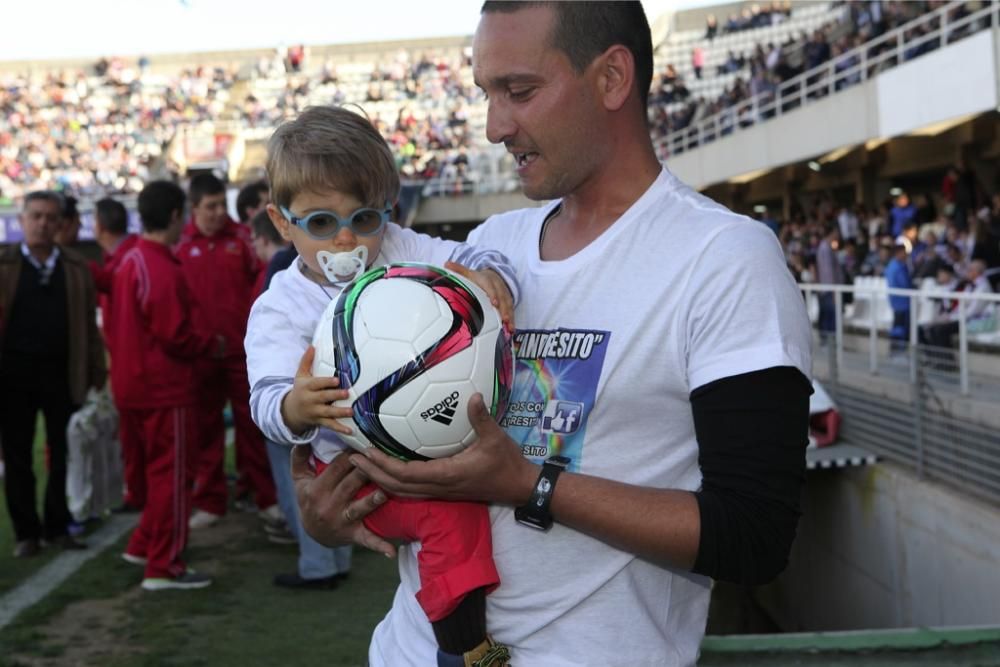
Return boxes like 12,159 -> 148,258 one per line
559,143 -> 661,233
541,143 -> 661,261
100,233 -> 127,254
142,231 -> 172,246
27,244 -> 54,264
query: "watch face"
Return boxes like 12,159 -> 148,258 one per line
548,455 -> 571,468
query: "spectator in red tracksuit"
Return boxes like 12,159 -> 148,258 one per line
111,181 -> 224,590
175,173 -> 276,528
89,197 -> 144,512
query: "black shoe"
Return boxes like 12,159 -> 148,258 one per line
111,503 -> 142,514
272,573 -> 338,590
334,572 -> 350,584
42,535 -> 87,550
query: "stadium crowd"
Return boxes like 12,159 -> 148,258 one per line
244,47 -> 484,188
0,61 -> 237,204
4,2 -> 982,205
768,165 -> 999,354
649,0 -> 984,150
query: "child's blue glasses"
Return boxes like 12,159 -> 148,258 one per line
280,202 -> 391,239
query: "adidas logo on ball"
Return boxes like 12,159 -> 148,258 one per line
420,391 -> 461,426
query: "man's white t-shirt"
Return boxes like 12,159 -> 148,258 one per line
369,168 -> 812,667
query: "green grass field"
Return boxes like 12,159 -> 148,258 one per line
0,509 -> 400,667
1,417 -> 399,666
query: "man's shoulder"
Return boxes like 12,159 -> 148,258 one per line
59,245 -> 89,266
0,243 -> 19,264
117,234 -> 140,255
660,182 -> 770,249
471,204 -> 552,244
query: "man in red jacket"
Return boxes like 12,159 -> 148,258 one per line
110,181 -> 223,590
176,173 -> 276,528
91,198 -> 137,317
90,197 -> 144,511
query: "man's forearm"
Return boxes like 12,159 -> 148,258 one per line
545,472 -> 702,572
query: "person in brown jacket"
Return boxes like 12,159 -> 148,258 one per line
0,191 -> 107,558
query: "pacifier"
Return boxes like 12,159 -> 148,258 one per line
316,245 -> 369,284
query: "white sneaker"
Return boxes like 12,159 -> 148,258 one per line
188,510 -> 222,530
141,570 -> 212,591
266,525 -> 298,545
257,504 -> 285,527
122,552 -> 147,566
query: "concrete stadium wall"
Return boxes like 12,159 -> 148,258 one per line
414,191 -> 540,225
756,460 -> 1000,631
668,29 -> 1000,189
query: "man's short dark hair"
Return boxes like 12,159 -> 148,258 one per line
23,190 -> 63,211
62,195 -> 79,219
250,210 -> 283,245
139,181 -> 186,232
95,198 -> 129,236
236,180 -> 269,222
481,1 -> 653,110
188,173 -> 226,207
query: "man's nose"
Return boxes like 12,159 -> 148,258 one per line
485,100 -> 516,145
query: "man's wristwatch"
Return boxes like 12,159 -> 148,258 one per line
515,455 -> 571,531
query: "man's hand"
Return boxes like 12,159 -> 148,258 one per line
290,445 -> 395,557
445,261 -> 515,326
349,393 -> 537,506
281,345 -> 353,435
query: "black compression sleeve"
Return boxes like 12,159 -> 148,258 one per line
690,366 -> 812,585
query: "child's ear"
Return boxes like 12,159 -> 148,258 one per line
267,204 -> 293,242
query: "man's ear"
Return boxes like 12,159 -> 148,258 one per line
597,45 -> 634,112
267,203 -> 293,242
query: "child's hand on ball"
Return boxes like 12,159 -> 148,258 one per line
281,345 -> 354,435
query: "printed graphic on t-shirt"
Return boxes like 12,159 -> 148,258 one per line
501,328 -> 610,471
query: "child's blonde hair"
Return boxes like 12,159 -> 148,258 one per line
266,106 -> 400,210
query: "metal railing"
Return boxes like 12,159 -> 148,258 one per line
800,282 -> 1000,507
654,0 -> 999,158
799,281 -> 1000,394
418,173 -> 521,198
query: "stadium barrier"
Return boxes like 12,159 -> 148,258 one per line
799,282 -> 1000,507
799,281 -> 1000,395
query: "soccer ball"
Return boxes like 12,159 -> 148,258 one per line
311,263 -> 513,461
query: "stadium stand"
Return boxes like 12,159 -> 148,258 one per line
3,1 -> 989,207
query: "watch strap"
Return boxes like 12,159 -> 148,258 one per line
515,455 -> 570,531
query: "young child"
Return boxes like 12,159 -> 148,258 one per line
245,106 -> 517,667
110,181 -> 224,590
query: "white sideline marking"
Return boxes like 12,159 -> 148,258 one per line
0,513 -> 137,630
